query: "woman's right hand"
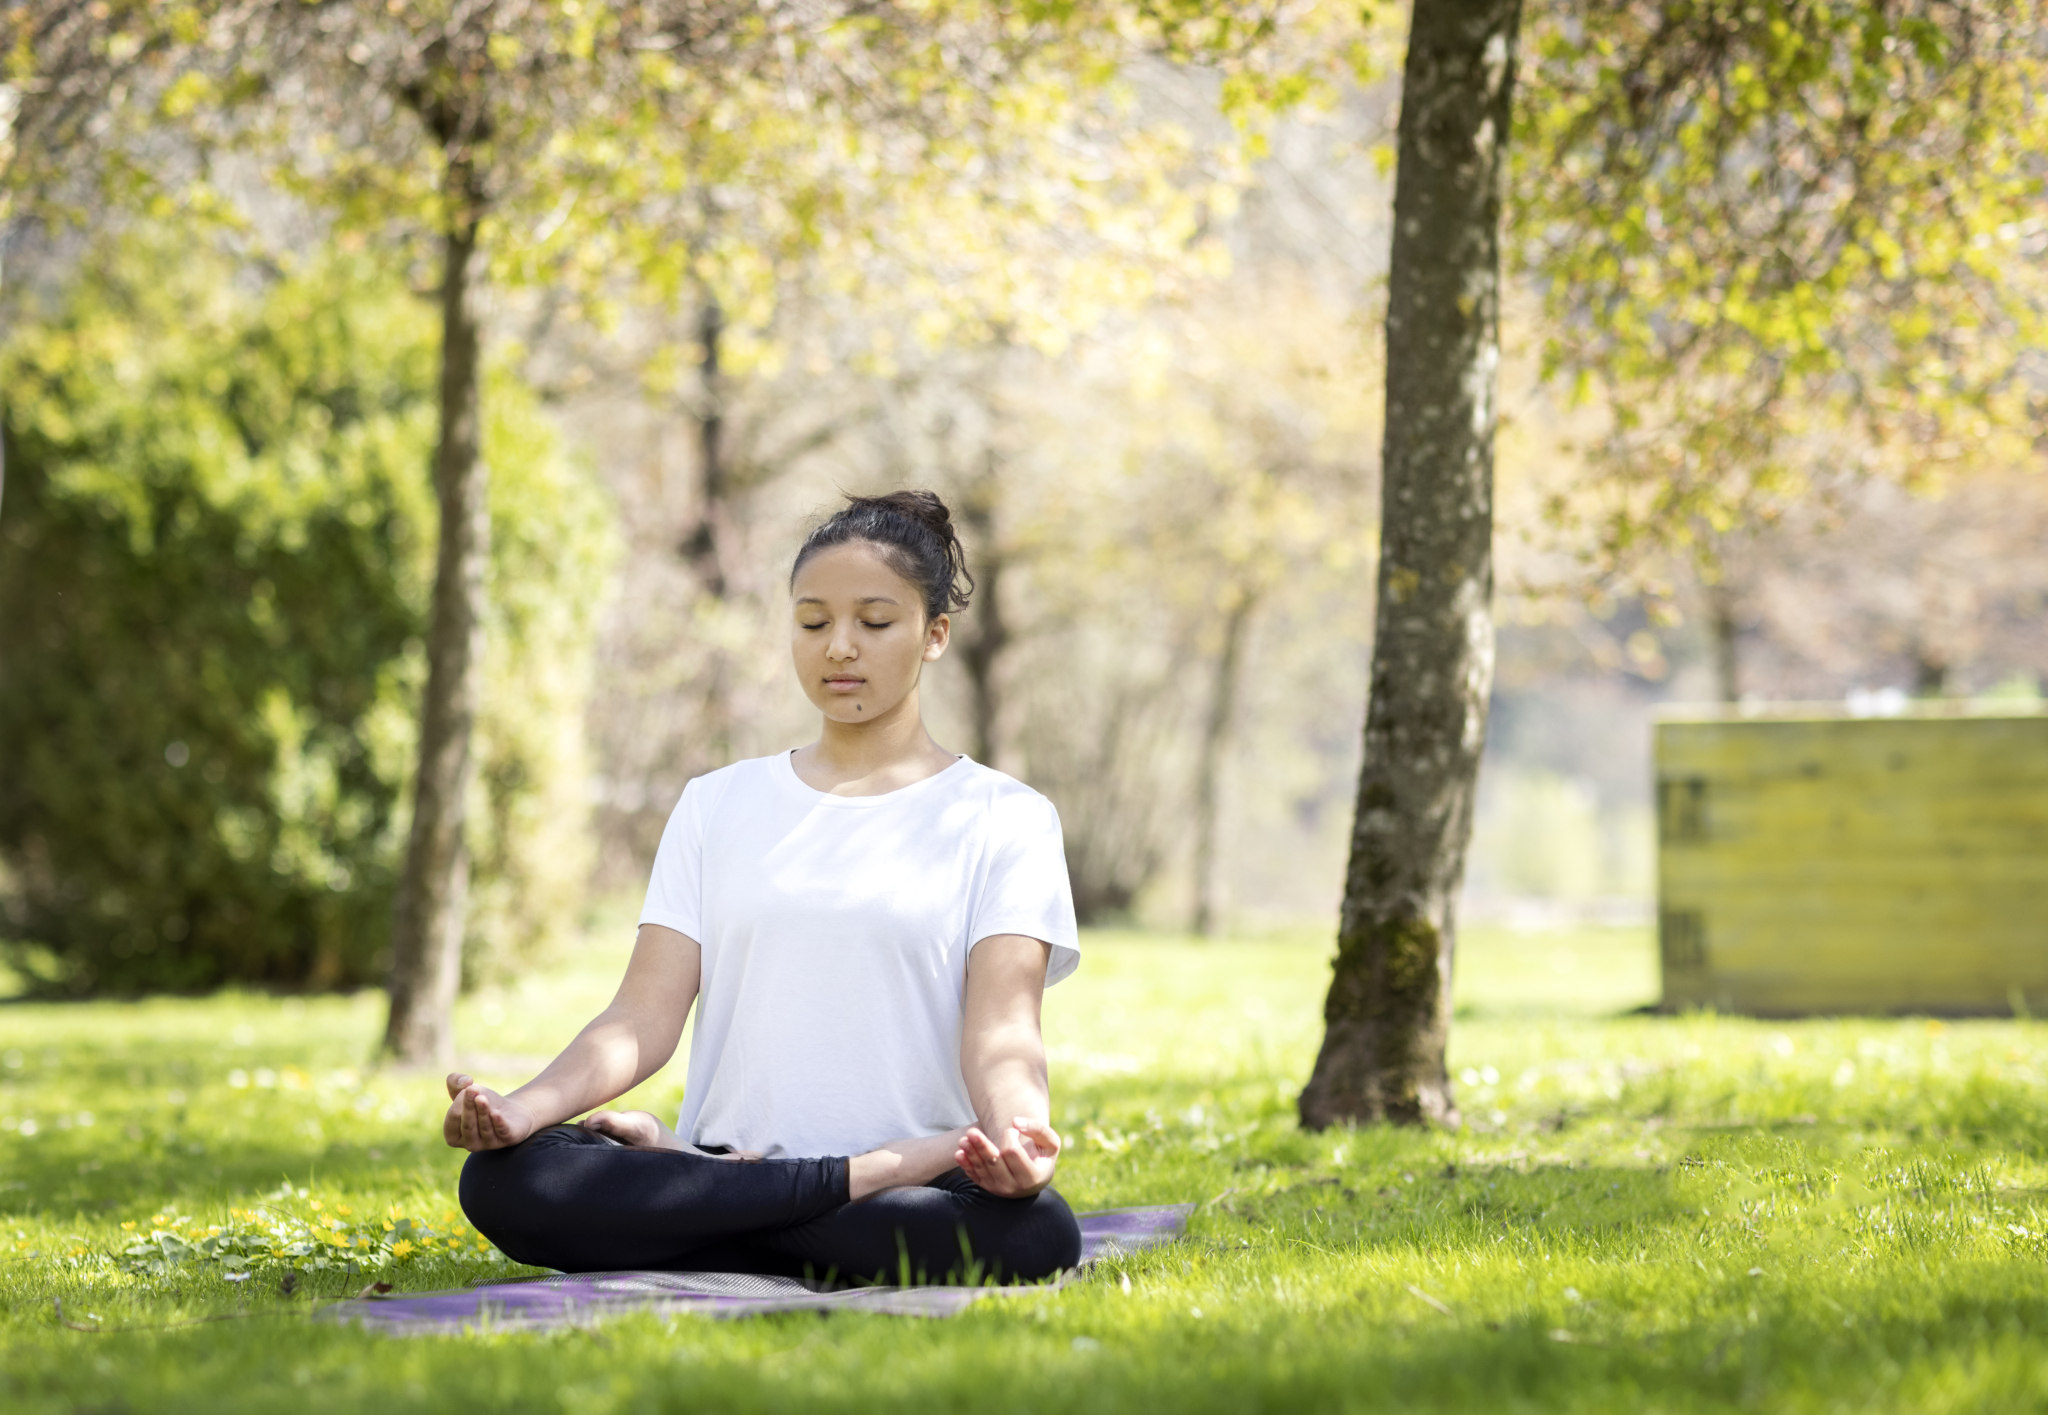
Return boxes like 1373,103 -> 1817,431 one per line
443,1072 -> 539,1152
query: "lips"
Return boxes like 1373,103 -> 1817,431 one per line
824,677 -> 865,692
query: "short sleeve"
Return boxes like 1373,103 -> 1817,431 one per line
638,778 -> 705,941
969,792 -> 1082,986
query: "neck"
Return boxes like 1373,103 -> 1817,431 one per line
812,685 -> 942,777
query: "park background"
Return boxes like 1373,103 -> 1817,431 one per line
4,2 -> 2048,1411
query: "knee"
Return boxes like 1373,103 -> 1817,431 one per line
458,1126 -> 612,1233
963,1188 -> 1081,1283
1015,1189 -> 1082,1278
456,1147 -> 524,1237
458,1144 -> 578,1270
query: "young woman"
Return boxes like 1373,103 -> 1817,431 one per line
446,491 -> 1083,1285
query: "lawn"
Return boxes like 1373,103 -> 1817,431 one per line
7,914 -> 2048,1413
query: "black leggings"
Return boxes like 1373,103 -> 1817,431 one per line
460,1124 -> 1082,1285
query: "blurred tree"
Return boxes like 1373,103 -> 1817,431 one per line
945,263 -> 1380,926
953,430 -> 1015,772
1706,571 -> 1745,707
1190,587 -> 1256,937
0,236 -> 607,995
1300,0 -> 1522,1130
1114,287 -> 1380,935
1517,0 -> 2047,574
1702,472 -> 2048,704
3,0 -> 1287,1061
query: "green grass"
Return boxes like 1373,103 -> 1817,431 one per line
8,918 -> 2048,1413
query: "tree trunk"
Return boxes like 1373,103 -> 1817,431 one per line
957,451 -> 1010,768
1708,580 -> 1741,705
1299,0 -> 1521,1131
1191,590 -> 1254,937
680,291 -> 729,599
680,290 -> 735,764
1912,640 -> 1949,698
384,194 -> 490,1068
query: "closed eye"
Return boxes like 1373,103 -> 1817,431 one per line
861,620 -> 893,630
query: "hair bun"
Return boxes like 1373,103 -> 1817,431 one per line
851,489 -> 953,535
791,488 -> 975,619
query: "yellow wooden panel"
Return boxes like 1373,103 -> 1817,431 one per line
1658,711 -> 2048,774
1656,710 -> 2048,1014
1666,858 -> 2048,890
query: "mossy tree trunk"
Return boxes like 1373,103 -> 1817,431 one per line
1300,0 -> 1521,1129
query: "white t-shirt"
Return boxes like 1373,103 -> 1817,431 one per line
637,750 -> 1080,1159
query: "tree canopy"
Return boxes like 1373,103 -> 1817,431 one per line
1517,0 -> 2048,574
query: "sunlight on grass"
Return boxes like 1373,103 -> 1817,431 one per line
7,918 -> 2048,1413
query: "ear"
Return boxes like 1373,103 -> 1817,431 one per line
923,612 -> 951,662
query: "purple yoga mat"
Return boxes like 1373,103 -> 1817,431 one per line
313,1204 -> 1193,1336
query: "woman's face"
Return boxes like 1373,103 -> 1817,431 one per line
790,542 -> 950,725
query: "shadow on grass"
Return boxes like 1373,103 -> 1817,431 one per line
1,1130 -> 458,1218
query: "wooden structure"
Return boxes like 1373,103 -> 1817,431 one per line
1656,706 -> 2048,1015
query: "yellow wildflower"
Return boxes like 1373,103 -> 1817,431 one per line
390,1239 -> 416,1259
337,1205 -> 351,1216
309,1200 -> 322,1211
121,1222 -> 136,1232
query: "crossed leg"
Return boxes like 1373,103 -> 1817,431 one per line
460,1123 -> 1080,1283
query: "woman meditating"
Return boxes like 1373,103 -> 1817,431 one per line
446,491 -> 1083,1285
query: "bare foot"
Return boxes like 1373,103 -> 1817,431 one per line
583,1109 -> 761,1161
848,1126 -> 975,1200
582,1109 -> 682,1149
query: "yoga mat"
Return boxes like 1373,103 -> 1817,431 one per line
313,1204 -> 1192,1336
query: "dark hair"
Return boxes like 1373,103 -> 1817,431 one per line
790,489 -> 974,621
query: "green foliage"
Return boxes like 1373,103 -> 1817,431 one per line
0,235 -> 611,995
1516,0 -> 2048,572
2,2 -> 1370,369
112,1189 -> 486,1282
7,927 -> 2048,1410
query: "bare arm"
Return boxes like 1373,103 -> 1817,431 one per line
953,933 -> 1059,1198
443,923 -> 700,1152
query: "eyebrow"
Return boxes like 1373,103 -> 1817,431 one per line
794,596 -> 900,607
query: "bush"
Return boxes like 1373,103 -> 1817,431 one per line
0,236 -> 612,995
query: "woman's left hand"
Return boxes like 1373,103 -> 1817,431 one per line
956,1117 -> 1061,1198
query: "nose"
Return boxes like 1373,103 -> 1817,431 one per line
825,622 -> 858,663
